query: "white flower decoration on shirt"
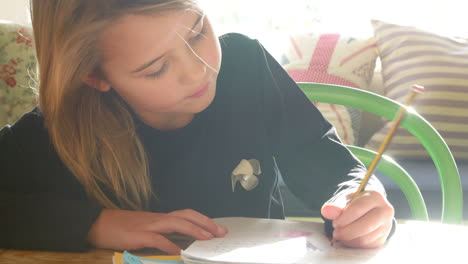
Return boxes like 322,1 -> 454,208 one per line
231,159 -> 262,192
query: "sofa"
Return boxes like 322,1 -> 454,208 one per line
0,21 -> 36,125
279,20 -> 468,220
1,20 -> 467,220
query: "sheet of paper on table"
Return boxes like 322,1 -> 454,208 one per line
181,217 -> 468,264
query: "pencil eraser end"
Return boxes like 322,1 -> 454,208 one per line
412,85 -> 425,93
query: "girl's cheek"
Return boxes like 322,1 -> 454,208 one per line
206,40 -> 222,72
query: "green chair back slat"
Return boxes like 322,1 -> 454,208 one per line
347,145 -> 428,221
297,82 -> 463,224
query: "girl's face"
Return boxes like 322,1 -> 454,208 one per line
95,9 -> 221,130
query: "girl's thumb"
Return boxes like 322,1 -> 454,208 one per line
321,190 -> 354,220
321,203 -> 343,220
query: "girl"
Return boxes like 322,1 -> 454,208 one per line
0,0 -> 394,254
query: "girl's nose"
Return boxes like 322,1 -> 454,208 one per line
179,45 -> 207,85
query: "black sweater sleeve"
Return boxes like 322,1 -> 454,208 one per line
255,40 -> 385,211
251,39 -> 396,239
0,111 -> 103,252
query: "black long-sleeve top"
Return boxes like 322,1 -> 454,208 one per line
0,33 -> 385,252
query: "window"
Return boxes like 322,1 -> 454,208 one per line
200,0 -> 468,59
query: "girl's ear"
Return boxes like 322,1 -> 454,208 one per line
83,73 -> 112,92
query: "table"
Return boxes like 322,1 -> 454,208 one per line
1,219 -> 467,264
0,249 -> 113,264
0,235 -> 190,264
0,247 -> 181,264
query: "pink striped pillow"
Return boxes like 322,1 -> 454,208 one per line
366,20 -> 468,160
281,33 -> 378,145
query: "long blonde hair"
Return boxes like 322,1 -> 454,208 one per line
30,0 -> 198,210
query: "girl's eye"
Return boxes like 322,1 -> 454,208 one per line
145,63 -> 168,79
143,21 -> 206,80
190,24 -> 206,43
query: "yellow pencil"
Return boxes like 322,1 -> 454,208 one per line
331,84 -> 424,246
351,84 -> 424,200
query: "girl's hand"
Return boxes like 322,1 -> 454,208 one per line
321,190 -> 394,248
87,209 -> 228,254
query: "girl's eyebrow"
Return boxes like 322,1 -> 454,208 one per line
131,12 -> 204,74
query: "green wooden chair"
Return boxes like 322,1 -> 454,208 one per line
297,82 -> 463,224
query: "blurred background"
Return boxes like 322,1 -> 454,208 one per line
2,0 -> 468,59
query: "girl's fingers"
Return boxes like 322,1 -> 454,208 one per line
87,209 -> 226,253
334,191 -> 392,228
146,216 -> 216,241
333,208 -> 384,241
142,232 -> 182,255
340,224 -> 388,249
169,209 -> 227,237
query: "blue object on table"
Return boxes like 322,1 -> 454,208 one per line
122,251 -> 183,264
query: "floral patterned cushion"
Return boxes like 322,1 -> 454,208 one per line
0,21 -> 37,126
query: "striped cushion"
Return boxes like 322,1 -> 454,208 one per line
366,20 -> 468,160
281,33 -> 378,145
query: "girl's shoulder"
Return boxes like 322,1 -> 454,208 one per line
7,106 -> 45,133
219,32 -> 256,44
0,106 -> 48,148
219,33 -> 263,56
217,33 -> 269,77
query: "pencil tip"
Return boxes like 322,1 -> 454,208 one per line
412,84 -> 425,93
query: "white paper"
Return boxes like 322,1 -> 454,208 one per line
181,217 -> 468,264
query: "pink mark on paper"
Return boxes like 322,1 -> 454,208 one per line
277,230 -> 313,238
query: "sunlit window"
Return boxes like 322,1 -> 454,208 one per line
200,0 -> 468,59
2,0 -> 467,60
